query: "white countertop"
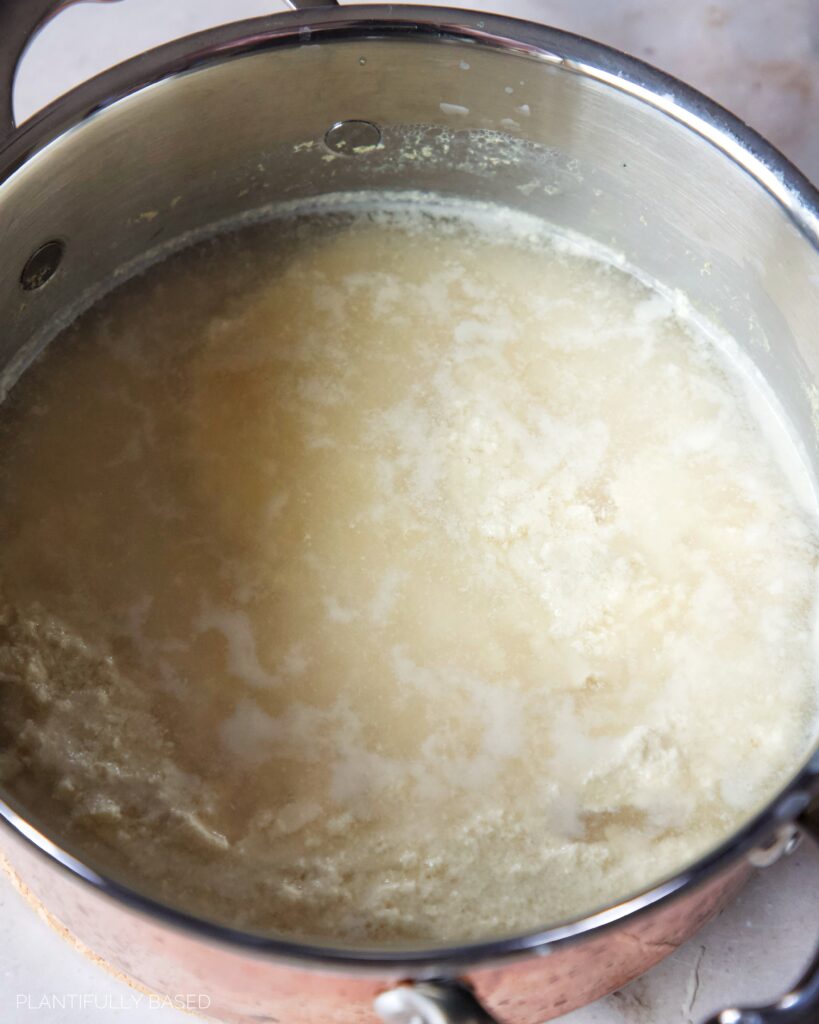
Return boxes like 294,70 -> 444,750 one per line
3,2 -> 819,1022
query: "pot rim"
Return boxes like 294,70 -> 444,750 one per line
1,2 -> 819,974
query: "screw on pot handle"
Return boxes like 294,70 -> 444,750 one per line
0,0 -> 125,149
701,804 -> 819,1024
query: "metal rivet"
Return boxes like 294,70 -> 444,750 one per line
784,830 -> 803,856
748,823 -> 802,868
20,240 -> 65,291
324,119 -> 382,155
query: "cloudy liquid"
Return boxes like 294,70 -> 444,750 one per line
0,198 -> 816,945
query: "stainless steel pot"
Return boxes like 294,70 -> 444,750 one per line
1,3 -> 819,1022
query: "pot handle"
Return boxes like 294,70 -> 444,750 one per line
374,810 -> 819,1024
701,804 -> 819,1024
0,0 -> 125,148
375,980 -> 499,1024
0,0 -> 339,149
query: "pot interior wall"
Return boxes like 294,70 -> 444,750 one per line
0,28 -> 818,545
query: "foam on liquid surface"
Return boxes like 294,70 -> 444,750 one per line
0,199 -> 816,945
